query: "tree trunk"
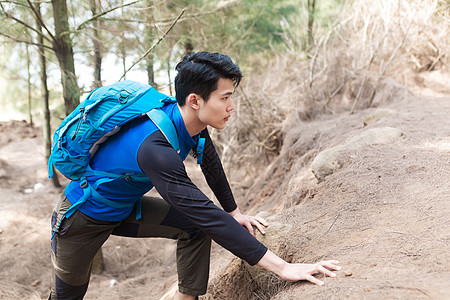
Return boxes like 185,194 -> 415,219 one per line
51,0 -> 80,116
121,46 -> 127,80
36,2 -> 61,188
146,54 -> 156,88
26,43 -> 33,127
167,43 -> 175,96
184,39 -> 194,57
307,0 -> 316,50
167,55 -> 172,95
90,0 -> 102,89
144,19 -> 157,88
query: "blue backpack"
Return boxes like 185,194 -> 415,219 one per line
48,80 -> 180,182
48,80 -> 206,240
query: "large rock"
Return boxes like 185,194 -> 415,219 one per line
347,127 -> 403,149
363,108 -> 396,126
311,127 -> 403,181
311,145 -> 345,182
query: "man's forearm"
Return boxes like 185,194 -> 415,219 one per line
256,249 -> 287,277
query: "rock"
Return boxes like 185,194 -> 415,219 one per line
311,127 -> 403,180
33,182 -> 44,192
31,280 -> 41,286
311,145 -> 345,181
344,270 -> 353,276
109,279 -> 118,287
363,109 -> 396,126
347,127 -> 403,149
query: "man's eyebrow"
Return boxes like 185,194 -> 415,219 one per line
221,90 -> 235,96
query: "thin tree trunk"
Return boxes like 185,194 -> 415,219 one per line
26,43 -> 33,127
307,0 -> 316,49
167,45 -> 173,96
51,0 -> 80,116
144,12 -> 157,88
146,54 -> 156,87
184,39 -> 193,57
90,0 -> 102,89
121,46 -> 127,80
36,2 -> 61,188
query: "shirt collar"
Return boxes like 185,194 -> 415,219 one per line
170,103 -> 197,149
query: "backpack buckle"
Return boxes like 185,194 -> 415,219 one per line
119,89 -> 132,104
80,178 -> 88,189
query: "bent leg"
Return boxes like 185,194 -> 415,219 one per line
50,196 -> 117,299
112,196 -> 211,295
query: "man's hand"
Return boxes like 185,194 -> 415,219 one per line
278,260 -> 341,285
257,250 -> 341,286
229,208 -> 268,236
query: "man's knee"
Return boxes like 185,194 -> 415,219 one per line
188,227 -> 207,242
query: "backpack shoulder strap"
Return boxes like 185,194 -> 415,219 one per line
147,108 -> 180,153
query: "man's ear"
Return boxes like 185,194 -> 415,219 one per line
186,93 -> 202,110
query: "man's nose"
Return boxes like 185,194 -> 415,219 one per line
227,100 -> 235,112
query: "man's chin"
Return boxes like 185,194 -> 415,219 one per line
210,124 -> 226,130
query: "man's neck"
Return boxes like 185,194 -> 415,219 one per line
177,104 -> 206,137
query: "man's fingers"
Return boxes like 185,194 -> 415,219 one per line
305,275 -> 324,286
255,216 -> 268,227
318,265 -> 336,277
253,221 -> 266,235
320,260 -> 341,271
245,222 -> 254,236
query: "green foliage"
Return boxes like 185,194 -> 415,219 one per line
0,0 -> 347,118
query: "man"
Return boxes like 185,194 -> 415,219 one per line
50,52 -> 340,299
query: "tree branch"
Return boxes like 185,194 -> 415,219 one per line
0,0 -> 31,8
25,0 -> 55,42
1,8 -> 53,44
99,2 -> 237,27
118,8 -> 187,82
0,31 -> 53,50
76,0 -> 142,31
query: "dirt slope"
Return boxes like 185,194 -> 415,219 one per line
205,71 -> 450,299
0,71 -> 448,299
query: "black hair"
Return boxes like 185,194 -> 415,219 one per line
174,52 -> 243,106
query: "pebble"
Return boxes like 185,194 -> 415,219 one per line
31,280 -> 41,286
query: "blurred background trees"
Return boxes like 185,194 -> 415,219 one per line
0,0 -> 332,120
0,0 -> 448,176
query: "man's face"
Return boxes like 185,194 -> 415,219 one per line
197,78 -> 235,130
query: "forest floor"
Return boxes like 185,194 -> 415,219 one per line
0,69 -> 448,299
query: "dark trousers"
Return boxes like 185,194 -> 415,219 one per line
50,195 -> 211,299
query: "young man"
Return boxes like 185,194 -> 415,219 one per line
50,52 -> 340,299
